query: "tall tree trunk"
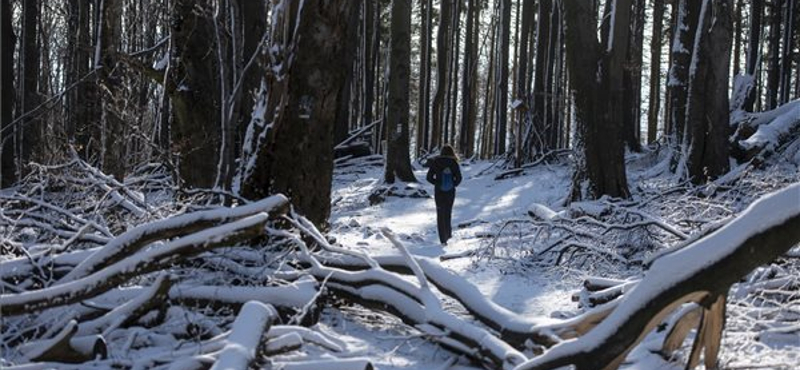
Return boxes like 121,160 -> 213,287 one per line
364,0 -> 376,152
98,0 -> 125,181
240,0 -> 358,227
494,0 -> 511,156
667,0 -> 703,146
647,0 -> 665,144
20,0 -> 40,175
529,0 -> 552,159
385,0 -> 416,184
1,0 -> 16,187
744,0 -> 764,112
778,0 -> 794,104
733,0 -> 743,76
460,0 -> 478,158
685,0 -> 733,184
514,0 -> 534,166
431,0 -> 452,151
622,0 -> 645,152
564,0 -> 632,201
417,0 -> 430,156
765,0 -> 782,110
169,0 -> 221,189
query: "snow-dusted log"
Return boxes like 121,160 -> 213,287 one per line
77,273 -> 173,336
276,358 -> 374,370
0,214 -> 270,316
733,99 -> 800,160
285,218 -> 528,369
18,320 -> 107,363
515,183 -> 800,370
60,194 -> 288,283
210,301 -> 277,370
169,276 -> 318,309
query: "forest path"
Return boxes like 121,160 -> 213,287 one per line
329,159 -> 577,317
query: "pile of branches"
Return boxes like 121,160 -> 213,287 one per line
2,156 -> 799,370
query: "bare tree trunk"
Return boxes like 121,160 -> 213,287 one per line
778,0 -> 794,105
168,0 -> 221,189
1,0 -> 15,187
494,0 -> 511,156
647,0 -> 665,144
98,0 -> 125,181
20,0 -> 40,176
622,0 -> 645,152
744,0 -> 764,112
459,0 -> 478,158
240,0 -> 358,227
417,0 -> 430,156
564,0 -> 632,201
667,0 -> 703,145
431,0 -> 452,151
765,0 -> 782,110
685,0 -> 733,184
385,0 -> 416,184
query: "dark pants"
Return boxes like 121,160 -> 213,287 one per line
435,190 -> 455,244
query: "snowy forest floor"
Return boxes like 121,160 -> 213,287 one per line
328,147 -> 800,369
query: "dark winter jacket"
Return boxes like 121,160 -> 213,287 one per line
426,155 -> 462,192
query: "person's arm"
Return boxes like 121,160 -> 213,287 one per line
426,162 -> 437,185
454,162 -> 462,187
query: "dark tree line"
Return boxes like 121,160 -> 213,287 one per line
0,0 -> 798,223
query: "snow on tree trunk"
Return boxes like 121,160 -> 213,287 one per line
240,0 -> 358,227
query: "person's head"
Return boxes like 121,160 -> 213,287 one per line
441,145 -> 458,160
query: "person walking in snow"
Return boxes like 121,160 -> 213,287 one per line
426,145 -> 462,245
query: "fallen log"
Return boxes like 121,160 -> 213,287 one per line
515,183 -> 800,370
210,301 -> 277,370
0,214 -> 271,316
59,194 -> 288,283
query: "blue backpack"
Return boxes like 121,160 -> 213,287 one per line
440,167 -> 454,191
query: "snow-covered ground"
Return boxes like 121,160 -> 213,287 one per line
327,151 -> 800,369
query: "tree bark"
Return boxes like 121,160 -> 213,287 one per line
20,0 -> 40,175
417,0 -> 430,156
647,0 -> 665,144
765,0 -> 783,110
622,0 -> 645,152
744,0 -> 764,112
778,0 -> 794,104
240,0 -> 358,227
431,0 -> 452,151
168,0 -> 221,189
494,0 -> 511,156
666,0 -> 703,145
98,0 -> 125,181
1,0 -> 16,187
564,0 -> 632,201
385,0 -> 416,184
685,0 -> 733,184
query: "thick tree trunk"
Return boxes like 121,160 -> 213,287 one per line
431,0 -> 452,151
622,0 -> 645,152
744,0 -> 764,112
1,0 -> 16,187
564,0 -> 632,201
384,0 -> 416,184
240,0 -> 358,227
765,0 -> 782,110
169,0 -> 221,189
98,0 -> 125,181
647,0 -> 665,144
666,0 -> 703,145
685,0 -> 733,184
20,0 -> 40,175
494,0 -> 511,156
459,0 -> 477,157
